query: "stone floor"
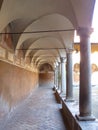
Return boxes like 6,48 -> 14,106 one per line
0,84 -> 67,130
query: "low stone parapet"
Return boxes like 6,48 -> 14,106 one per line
55,90 -> 98,130
62,99 -> 98,130
54,90 -> 63,103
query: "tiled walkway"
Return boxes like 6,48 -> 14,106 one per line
0,84 -> 67,130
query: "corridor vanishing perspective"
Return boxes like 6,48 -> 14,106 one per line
0,0 -> 98,130
0,84 -> 66,130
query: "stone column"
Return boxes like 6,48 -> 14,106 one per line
54,66 -> 56,88
61,57 -> 66,95
66,51 -> 74,101
76,27 -> 95,120
58,62 -> 61,93
55,65 -> 59,89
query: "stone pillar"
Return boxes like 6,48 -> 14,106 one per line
55,65 -> 58,89
58,62 -> 61,93
76,27 -> 95,120
54,66 -> 56,88
66,51 -> 74,102
61,57 -> 66,95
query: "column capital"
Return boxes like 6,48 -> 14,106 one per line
66,48 -> 73,54
55,62 -> 59,67
77,27 -> 93,37
58,61 -> 61,65
60,57 -> 66,63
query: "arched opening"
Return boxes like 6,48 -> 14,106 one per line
39,63 -> 54,86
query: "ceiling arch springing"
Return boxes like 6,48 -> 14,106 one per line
35,56 -> 57,67
24,36 -> 65,59
0,0 -> 78,33
39,63 -> 53,72
37,60 -> 54,70
15,13 -> 74,51
31,49 -> 60,66
0,0 -> 96,69
36,58 -> 55,67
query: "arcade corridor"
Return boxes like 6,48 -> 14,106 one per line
0,83 -> 66,130
0,0 -> 97,130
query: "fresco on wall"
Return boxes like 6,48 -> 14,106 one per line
73,62 -> 98,86
0,25 -> 13,50
39,63 -> 53,72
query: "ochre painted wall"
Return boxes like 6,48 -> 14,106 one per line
74,43 -> 98,52
39,72 -> 54,86
0,60 -> 39,113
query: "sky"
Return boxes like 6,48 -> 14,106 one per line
75,1 -> 98,43
91,0 -> 98,42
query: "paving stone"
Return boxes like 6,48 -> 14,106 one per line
0,85 -> 66,130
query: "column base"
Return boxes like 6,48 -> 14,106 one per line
65,98 -> 74,102
52,85 -> 56,91
60,92 -> 66,100
57,89 -> 61,94
60,92 -> 66,96
76,114 -> 95,121
54,87 -> 58,91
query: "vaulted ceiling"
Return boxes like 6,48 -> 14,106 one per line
0,0 -> 96,69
